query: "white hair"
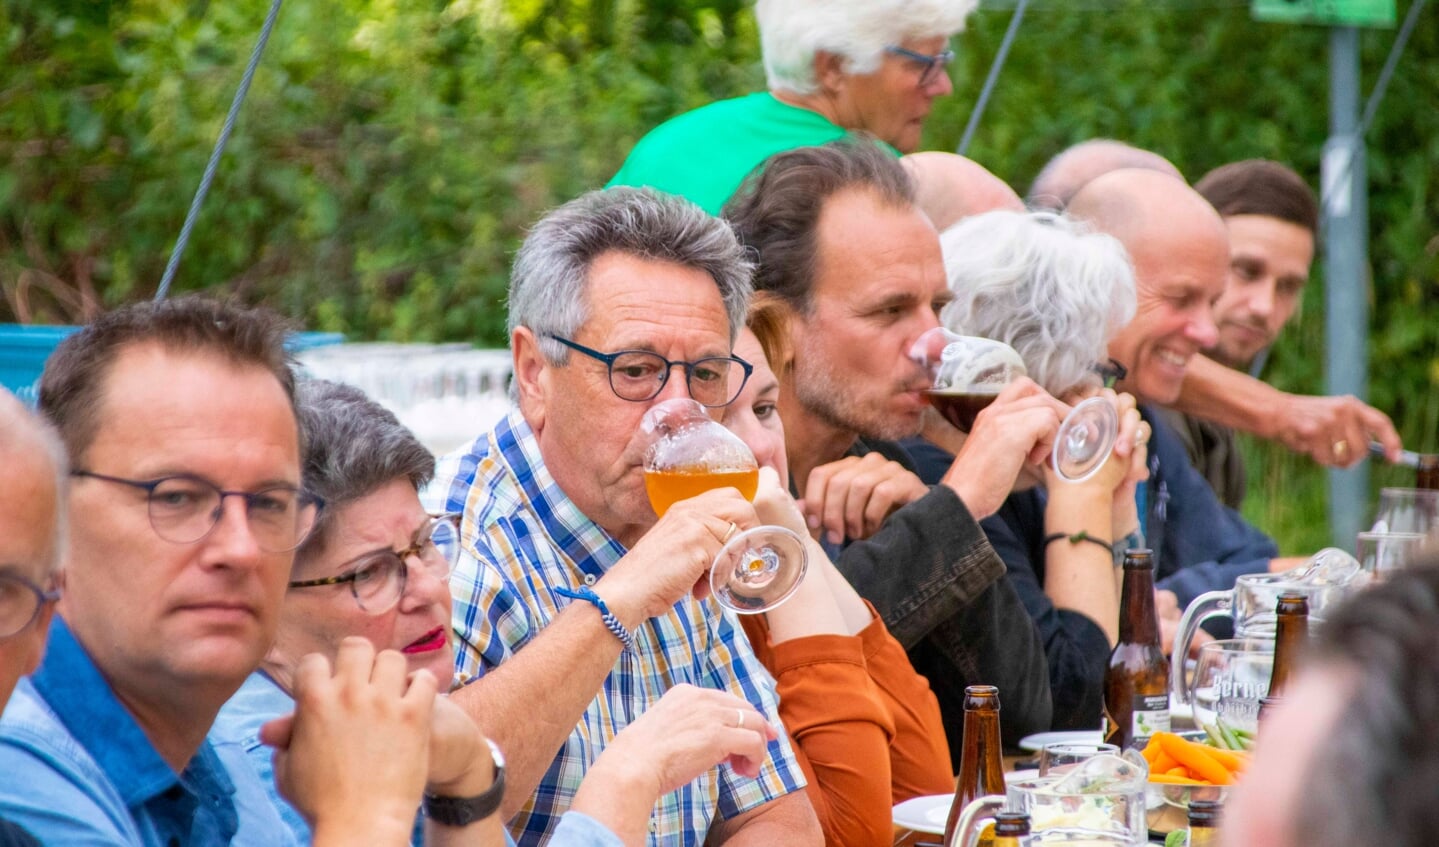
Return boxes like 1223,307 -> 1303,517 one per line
939,211 -> 1136,398
756,0 -> 978,95
0,390 -> 69,576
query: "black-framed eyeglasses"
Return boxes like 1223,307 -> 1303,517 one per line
288,514 -> 461,616
0,571 -> 60,641
544,334 -> 753,408
884,45 -> 956,87
1093,358 -> 1128,389
71,470 -> 324,554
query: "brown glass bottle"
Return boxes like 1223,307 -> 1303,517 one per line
1418,454 -> 1439,490
1266,592 -> 1309,698
1103,549 -> 1170,750
942,685 -> 1006,846
991,812 -> 1030,847
1187,798 -> 1222,847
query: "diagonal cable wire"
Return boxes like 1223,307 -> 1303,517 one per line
155,0 -> 286,301
958,0 -> 1031,155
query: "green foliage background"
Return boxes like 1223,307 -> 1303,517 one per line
2,0 -> 1435,548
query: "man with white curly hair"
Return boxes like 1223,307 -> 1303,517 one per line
609,0 -> 976,213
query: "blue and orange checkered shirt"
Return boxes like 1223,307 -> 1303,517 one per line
427,409 -> 806,846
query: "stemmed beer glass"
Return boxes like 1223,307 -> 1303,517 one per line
911,328 -> 1120,483
640,398 -> 808,613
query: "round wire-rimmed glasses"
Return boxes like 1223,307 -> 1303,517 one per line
70,470 -> 324,553
0,572 -> 61,640
288,514 -> 461,615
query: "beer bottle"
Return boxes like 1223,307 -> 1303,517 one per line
1417,454 -> 1439,490
942,685 -> 1006,847
1266,592 -> 1309,698
1103,549 -> 1170,750
1187,798 -> 1222,847
991,812 -> 1030,847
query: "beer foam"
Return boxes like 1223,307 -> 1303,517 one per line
933,337 -> 1027,392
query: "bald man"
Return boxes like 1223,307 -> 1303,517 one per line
902,152 -> 1023,231
1027,139 -> 1185,211
0,390 -> 66,847
1069,170 -> 1293,623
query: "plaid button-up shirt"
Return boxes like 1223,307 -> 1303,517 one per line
428,409 -> 806,846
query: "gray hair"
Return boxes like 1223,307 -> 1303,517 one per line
508,187 -> 753,367
939,210 -> 1136,398
294,379 -> 434,562
756,0 -> 977,95
0,389 -> 69,576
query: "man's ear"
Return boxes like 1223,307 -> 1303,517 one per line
813,51 -> 848,95
512,327 -> 548,428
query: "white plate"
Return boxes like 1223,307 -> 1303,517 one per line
1017,729 -> 1103,752
892,772 -> 1038,834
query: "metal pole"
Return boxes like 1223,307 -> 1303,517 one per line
1322,26 -> 1369,548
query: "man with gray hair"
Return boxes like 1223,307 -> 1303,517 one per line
429,187 -> 819,845
608,0 -> 976,213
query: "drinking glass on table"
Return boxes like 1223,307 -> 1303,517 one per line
1356,531 -> 1427,579
1371,487 -> 1439,535
909,328 -> 1119,483
641,398 -> 807,613
1038,742 -> 1121,777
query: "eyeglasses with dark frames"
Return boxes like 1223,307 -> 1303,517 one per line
543,333 -> 753,408
0,571 -> 61,641
884,45 -> 956,87
288,514 -> 461,616
70,470 -> 324,554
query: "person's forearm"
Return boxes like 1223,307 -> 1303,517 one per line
448,604 -> 627,820
313,816 -> 413,847
763,539 -> 852,643
704,791 -> 823,846
569,756 -> 660,847
1044,485 -> 1120,646
1172,355 -> 1282,437
424,746 -> 507,847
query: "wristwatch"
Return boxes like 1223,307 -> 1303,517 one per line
424,738 -> 506,827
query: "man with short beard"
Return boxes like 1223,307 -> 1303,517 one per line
727,139 -> 1066,753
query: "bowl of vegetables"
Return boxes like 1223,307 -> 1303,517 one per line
1140,731 -> 1247,820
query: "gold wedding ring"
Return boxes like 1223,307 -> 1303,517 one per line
1334,440 -> 1350,459
722,521 -> 739,543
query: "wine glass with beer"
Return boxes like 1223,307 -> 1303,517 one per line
911,327 -> 1119,483
641,398 -> 808,613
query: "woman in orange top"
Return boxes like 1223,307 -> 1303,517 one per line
724,295 -> 953,846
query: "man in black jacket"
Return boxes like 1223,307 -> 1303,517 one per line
725,138 -> 1064,755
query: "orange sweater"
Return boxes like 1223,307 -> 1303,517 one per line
741,605 -> 952,846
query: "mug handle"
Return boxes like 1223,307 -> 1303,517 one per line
947,794 -> 1007,847
1169,589 -> 1232,707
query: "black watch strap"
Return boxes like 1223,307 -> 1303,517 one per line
424,738 -> 506,827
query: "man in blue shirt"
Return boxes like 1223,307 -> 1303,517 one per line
0,298 -> 496,846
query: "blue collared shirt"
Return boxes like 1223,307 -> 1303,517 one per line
0,618 -> 297,847
427,408 -> 806,847
213,671 -> 624,847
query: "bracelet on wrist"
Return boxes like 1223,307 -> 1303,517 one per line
1042,530 -> 1113,556
556,584 -> 635,651
424,738 -> 506,827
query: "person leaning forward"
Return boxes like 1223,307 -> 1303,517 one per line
427,187 -> 820,846
725,138 -> 1060,757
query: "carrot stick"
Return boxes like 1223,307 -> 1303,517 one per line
1203,745 -> 1249,773
1165,765 -> 1189,777
1150,773 -> 1207,785
1151,749 -> 1180,774
1157,733 -> 1234,785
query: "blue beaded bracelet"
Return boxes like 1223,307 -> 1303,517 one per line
556,584 -> 634,651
